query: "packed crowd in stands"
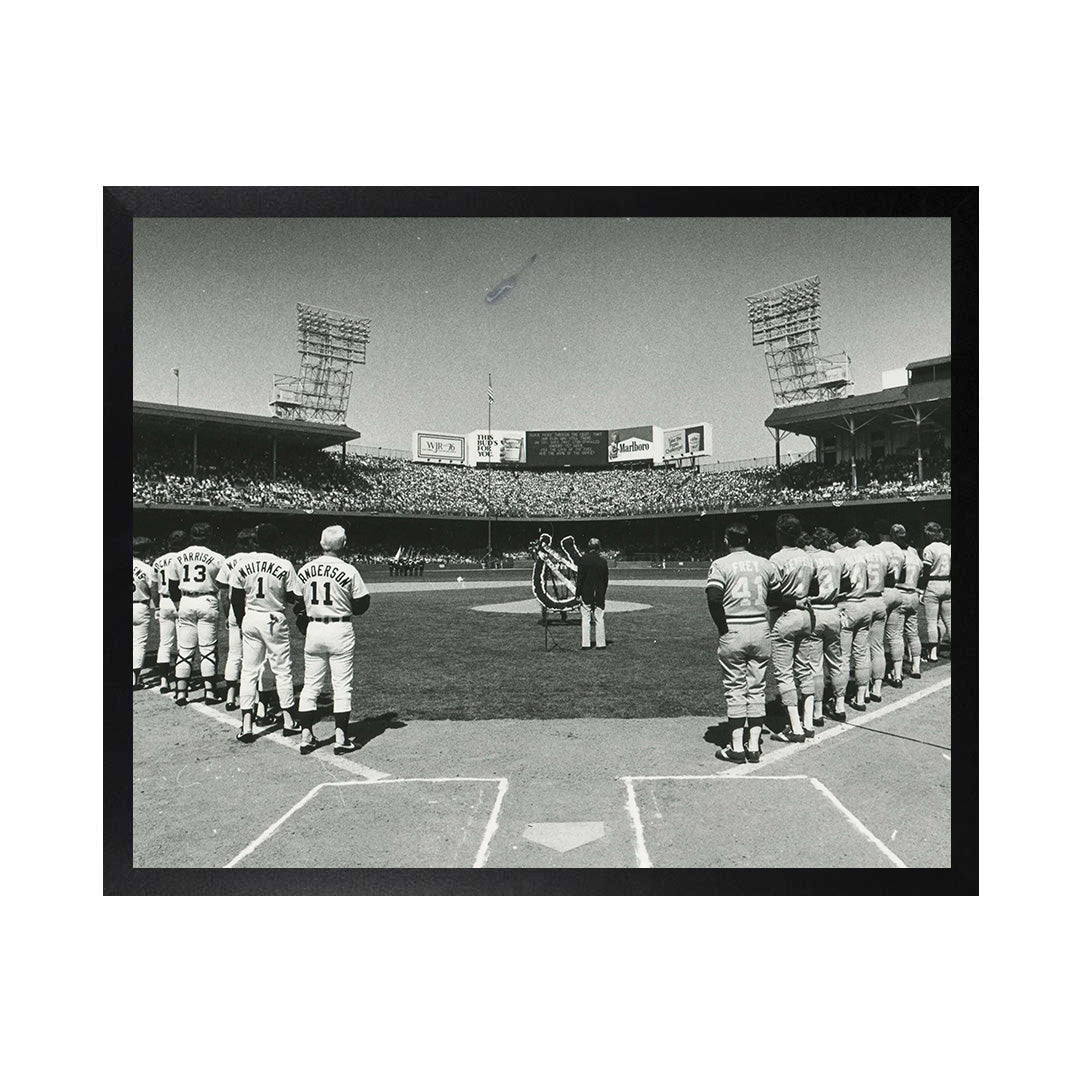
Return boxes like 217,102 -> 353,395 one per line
133,444 -> 951,519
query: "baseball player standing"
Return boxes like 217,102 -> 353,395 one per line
920,521 -> 951,662
767,513 -> 817,742
167,522 -> 226,706
150,530 -> 186,694
805,527 -> 845,730
837,527 -> 873,712
576,538 -> 609,649
217,528 -> 274,715
891,524 -> 923,680
229,522 -> 302,743
874,519 -> 906,691
858,529 -> 890,702
706,521 -> 779,763
132,538 -> 154,689
295,525 -> 371,755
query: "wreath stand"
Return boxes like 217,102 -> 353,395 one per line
540,601 -> 582,652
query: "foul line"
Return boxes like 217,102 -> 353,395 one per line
225,777 -> 509,869
809,778 -> 907,868
729,676 -> 951,777
623,778 -> 652,869
189,701 -> 390,780
473,778 -> 510,868
621,679 -> 948,868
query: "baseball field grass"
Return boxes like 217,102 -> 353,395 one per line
143,567 -> 735,722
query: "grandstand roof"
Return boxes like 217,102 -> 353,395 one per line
906,355 -> 950,371
133,401 -> 360,448
765,382 -> 950,436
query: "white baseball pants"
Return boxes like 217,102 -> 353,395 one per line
299,622 -> 355,714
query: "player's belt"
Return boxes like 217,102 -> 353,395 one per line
809,602 -> 838,609
312,616 -> 350,622
929,575 -> 950,580
133,598 -> 150,604
864,591 -> 883,597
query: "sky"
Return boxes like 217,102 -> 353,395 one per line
133,216 -> 950,463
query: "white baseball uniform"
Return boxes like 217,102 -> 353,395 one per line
132,557 -> 154,671
152,551 -> 178,668
168,544 -> 227,682
217,550 -> 274,693
230,551 -> 301,712
296,554 -> 369,713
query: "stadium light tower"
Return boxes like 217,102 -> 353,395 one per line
746,276 -> 852,407
271,303 -> 371,424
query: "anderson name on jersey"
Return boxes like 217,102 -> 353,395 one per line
297,555 -> 369,617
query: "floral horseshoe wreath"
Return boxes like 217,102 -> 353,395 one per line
531,533 -> 583,613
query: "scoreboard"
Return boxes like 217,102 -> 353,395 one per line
525,429 -> 610,468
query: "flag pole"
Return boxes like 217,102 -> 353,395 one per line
173,367 -> 180,405
487,373 -> 492,562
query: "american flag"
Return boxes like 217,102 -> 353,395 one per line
486,383 -> 494,405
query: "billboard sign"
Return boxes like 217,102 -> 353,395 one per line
525,429 -> 609,468
662,422 -> 713,460
607,424 -> 663,464
467,429 -> 528,466
413,431 -> 467,464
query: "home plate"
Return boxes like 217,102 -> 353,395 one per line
523,822 -> 606,852
472,599 -> 652,614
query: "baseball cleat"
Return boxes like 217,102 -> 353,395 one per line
299,730 -> 316,754
908,671 -> 922,679
868,692 -> 883,703
813,716 -> 825,727
281,719 -> 300,736
236,729 -> 255,743
175,695 -> 188,707
770,728 -> 805,743
744,748 -> 762,764
848,701 -> 867,712
714,746 -> 746,764
225,701 -> 239,711
333,738 -> 356,756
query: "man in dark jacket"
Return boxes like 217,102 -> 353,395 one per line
576,538 -> 609,649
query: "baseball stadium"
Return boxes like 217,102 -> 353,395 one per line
125,214 -> 959,878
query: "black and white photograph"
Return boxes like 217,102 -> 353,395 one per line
108,188 -> 973,888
